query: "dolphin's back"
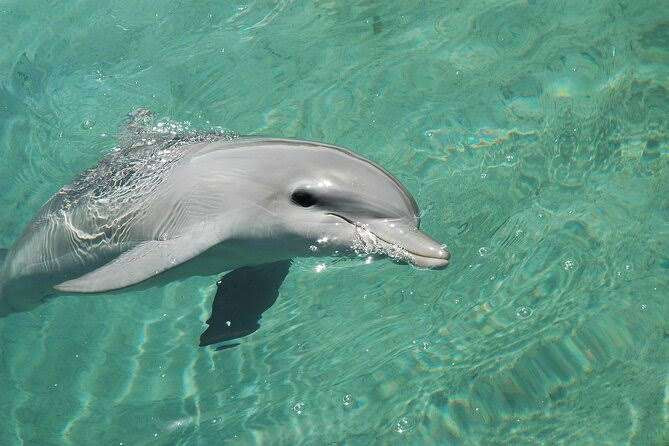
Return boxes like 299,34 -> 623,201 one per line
2,132 -> 237,288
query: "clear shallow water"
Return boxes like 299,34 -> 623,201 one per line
0,0 -> 668,444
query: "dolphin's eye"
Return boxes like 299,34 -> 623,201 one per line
291,190 -> 318,207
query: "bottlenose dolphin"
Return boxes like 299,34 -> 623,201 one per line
0,110 -> 449,347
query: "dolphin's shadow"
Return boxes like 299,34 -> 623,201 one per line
199,260 -> 291,350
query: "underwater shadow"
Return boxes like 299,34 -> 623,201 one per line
199,260 -> 291,350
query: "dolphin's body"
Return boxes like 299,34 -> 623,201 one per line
0,111 -> 449,346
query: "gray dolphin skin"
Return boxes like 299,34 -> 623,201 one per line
0,110 -> 449,346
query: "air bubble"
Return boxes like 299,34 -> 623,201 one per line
516,306 -> 532,319
478,247 -> 489,256
81,119 -> 95,130
309,245 -> 318,252
563,259 -> 576,271
394,416 -> 415,434
292,402 -> 305,415
342,394 -> 354,408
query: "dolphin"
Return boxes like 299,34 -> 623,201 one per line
0,110 -> 450,347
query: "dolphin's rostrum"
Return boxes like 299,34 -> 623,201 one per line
0,110 -> 450,346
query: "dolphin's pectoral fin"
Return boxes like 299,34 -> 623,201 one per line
199,260 -> 292,348
54,235 -> 217,293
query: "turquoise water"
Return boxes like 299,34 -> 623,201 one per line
1,0 -> 668,444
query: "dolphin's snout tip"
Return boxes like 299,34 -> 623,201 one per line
441,246 -> 452,267
431,252 -> 450,269
436,245 -> 450,260
421,244 -> 450,269
404,245 -> 450,270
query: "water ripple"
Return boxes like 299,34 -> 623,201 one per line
0,0 -> 668,444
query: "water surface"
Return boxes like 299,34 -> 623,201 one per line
0,0 -> 667,444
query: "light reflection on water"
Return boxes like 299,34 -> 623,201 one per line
0,0 -> 668,445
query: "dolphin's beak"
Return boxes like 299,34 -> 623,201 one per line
362,218 -> 450,269
331,214 -> 450,269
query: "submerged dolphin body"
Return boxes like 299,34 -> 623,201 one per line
0,110 -> 449,346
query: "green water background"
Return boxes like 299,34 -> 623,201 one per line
0,0 -> 668,444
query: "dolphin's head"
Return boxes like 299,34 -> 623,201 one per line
236,139 -> 450,269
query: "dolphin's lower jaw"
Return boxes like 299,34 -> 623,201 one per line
329,213 -> 450,269
395,246 -> 450,269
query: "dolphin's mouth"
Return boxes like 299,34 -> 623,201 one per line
328,213 -> 450,269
